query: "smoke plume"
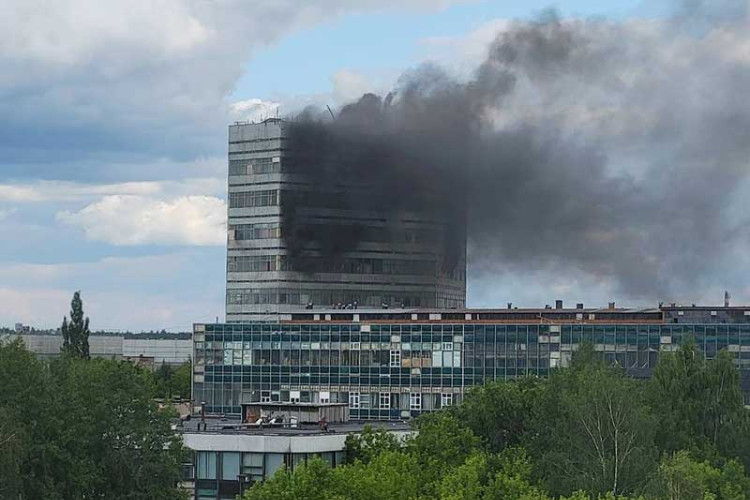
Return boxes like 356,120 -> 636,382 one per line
283,3 -> 750,301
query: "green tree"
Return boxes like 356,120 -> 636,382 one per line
0,407 -> 26,499
0,339 -> 186,499
653,451 -> 750,500
337,450 -> 421,500
531,344 -> 657,497
242,457 -> 342,500
61,291 -> 91,359
650,338 -> 747,463
170,360 -> 192,399
344,424 -> 402,464
152,361 -> 193,400
451,377 -> 544,454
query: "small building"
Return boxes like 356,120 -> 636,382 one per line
179,415 -> 410,500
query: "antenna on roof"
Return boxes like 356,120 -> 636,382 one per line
326,105 -> 336,121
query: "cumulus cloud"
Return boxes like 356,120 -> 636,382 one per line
0,0 -> 467,177
0,177 -> 225,203
229,98 -> 281,122
57,195 -> 227,246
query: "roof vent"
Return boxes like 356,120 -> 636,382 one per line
576,303 -> 584,309
555,300 -> 563,310
608,302 -> 616,310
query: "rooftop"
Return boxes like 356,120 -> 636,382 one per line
178,417 -> 410,437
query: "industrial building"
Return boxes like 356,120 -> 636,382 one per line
193,304 -> 750,420
225,119 -> 466,321
1,334 -> 192,366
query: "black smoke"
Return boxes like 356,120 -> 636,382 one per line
282,4 -> 750,300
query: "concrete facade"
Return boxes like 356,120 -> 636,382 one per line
225,119 -> 466,321
2,334 -> 192,365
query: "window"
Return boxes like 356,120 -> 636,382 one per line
441,393 -> 453,407
228,189 -> 279,208
197,452 -> 217,480
180,459 -> 195,481
222,452 -> 240,480
379,392 -> 391,409
389,349 -> 401,367
349,391 -> 360,409
227,255 -> 287,273
360,393 -> 371,409
228,157 -> 281,176
242,453 -> 264,482
232,223 -> 281,240
319,391 -> 330,404
265,454 -> 284,478
261,391 -> 271,403
290,390 -> 300,403
410,392 -> 421,410
442,342 -> 453,351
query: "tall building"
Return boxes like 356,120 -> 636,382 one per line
226,119 -> 466,322
193,304 -> 750,420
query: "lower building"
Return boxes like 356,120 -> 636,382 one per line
178,403 -> 409,499
192,305 -> 750,419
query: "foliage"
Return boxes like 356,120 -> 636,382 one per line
344,424 -> 402,464
60,290 -> 91,359
531,344 -> 657,497
242,457 -> 342,500
152,361 -> 192,400
0,338 -> 186,499
450,377 -> 544,453
653,451 -> 750,500
650,338 -> 746,463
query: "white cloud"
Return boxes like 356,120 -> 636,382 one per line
229,98 -> 281,122
331,69 -> 372,103
0,177 -> 225,204
0,252 -> 225,330
419,18 -> 512,75
0,0 -> 468,170
57,195 -> 227,246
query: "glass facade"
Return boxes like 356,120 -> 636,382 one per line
193,322 -> 750,419
189,450 -> 346,500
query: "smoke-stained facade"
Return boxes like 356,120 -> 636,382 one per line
226,119 -> 466,321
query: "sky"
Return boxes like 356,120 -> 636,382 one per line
1,0 -> 748,331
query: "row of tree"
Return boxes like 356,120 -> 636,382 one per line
245,341 -> 750,500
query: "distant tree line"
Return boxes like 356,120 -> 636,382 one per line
245,340 -> 750,500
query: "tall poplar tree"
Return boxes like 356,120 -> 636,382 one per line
61,291 -> 91,359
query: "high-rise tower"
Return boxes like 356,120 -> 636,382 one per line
226,119 -> 466,321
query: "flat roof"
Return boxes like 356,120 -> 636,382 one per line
179,418 -> 410,436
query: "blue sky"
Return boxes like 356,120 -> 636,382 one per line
234,0 -> 663,101
1,0 -> 748,331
